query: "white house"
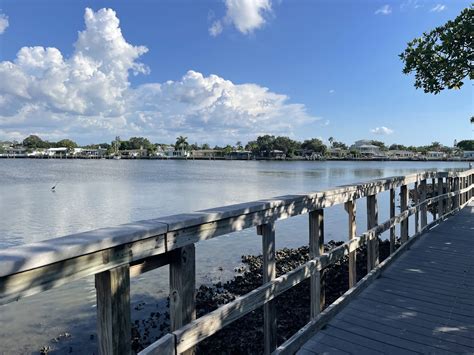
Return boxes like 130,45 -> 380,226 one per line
426,151 -> 446,159
387,150 -> 416,159
350,140 -> 382,156
463,151 -> 474,159
46,147 -> 69,157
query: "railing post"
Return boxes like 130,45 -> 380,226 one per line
366,195 -> 379,271
431,178 -> 437,220
400,184 -> 409,243
454,177 -> 460,209
389,188 -> 396,254
257,223 -> 277,355
170,244 -> 196,354
420,179 -> 427,229
95,264 -> 132,355
448,177 -> 454,211
414,181 -> 419,234
437,177 -> 443,218
344,200 -> 356,288
309,210 -> 324,318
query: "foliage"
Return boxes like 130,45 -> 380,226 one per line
175,136 -> 189,151
301,138 -> 326,154
400,6 -> 473,94
56,139 -> 78,149
457,140 -> 474,151
22,135 -> 51,149
120,137 -> 155,151
332,141 -> 348,150
202,143 -> 210,150
370,140 -> 388,151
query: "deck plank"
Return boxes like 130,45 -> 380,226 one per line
300,203 -> 474,354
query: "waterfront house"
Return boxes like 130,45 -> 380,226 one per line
326,147 -> 348,159
350,140 -> 382,157
426,151 -> 446,160
463,151 -> 474,160
226,150 -> 252,160
120,148 -> 148,158
46,147 -> 69,158
3,146 -> 27,158
387,150 -> 416,159
191,149 -> 220,159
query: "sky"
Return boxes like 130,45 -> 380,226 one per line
0,0 -> 472,146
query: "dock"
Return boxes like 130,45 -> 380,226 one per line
298,203 -> 474,354
0,169 -> 472,354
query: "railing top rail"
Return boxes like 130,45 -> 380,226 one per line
0,169 -> 471,279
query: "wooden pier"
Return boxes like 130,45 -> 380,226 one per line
0,169 -> 472,354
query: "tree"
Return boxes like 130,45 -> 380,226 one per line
235,141 -> 243,151
175,136 -> 189,152
400,6 -> 473,94
202,143 -> 210,150
332,141 -> 348,150
23,135 -> 50,149
370,140 -> 388,151
328,137 -> 334,147
56,139 -> 78,149
301,138 -> 327,154
456,140 -> 474,151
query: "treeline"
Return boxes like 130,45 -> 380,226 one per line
10,134 -> 474,155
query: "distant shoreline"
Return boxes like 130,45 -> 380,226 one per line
1,156 -> 472,162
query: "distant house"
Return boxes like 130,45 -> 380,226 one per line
463,151 -> 474,159
191,149 -> 220,159
426,151 -> 446,160
3,146 -> 27,157
226,151 -> 252,160
327,147 -> 348,158
163,147 -> 189,158
46,147 -> 69,158
269,150 -> 285,159
350,140 -> 382,157
387,150 -> 416,159
120,148 -> 148,158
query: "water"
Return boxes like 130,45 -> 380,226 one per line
0,159 -> 468,353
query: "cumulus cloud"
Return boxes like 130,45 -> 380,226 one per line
0,7 -> 318,143
209,0 -> 272,36
375,5 -> 392,15
370,126 -> 394,135
328,89 -> 335,94
0,13 -> 8,34
430,4 -> 446,12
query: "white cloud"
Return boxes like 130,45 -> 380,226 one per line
329,89 -> 335,94
375,5 -> 392,15
0,13 -> 9,34
430,4 -> 446,12
370,126 -> 394,135
0,8 -> 318,144
209,0 -> 272,36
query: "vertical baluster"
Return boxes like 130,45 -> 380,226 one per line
400,184 -> 409,243
454,177 -> 460,209
309,210 -> 324,318
414,181 -> 419,233
345,200 -> 357,288
366,195 -> 379,271
95,264 -> 132,355
437,177 -> 444,218
389,188 -> 396,254
420,179 -> 427,229
170,245 -> 196,355
432,178 -> 437,220
258,223 -> 277,355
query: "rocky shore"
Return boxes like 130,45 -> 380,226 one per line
131,239 -> 397,354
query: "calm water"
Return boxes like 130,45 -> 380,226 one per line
0,159 -> 468,354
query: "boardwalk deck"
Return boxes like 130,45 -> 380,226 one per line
299,203 -> 474,355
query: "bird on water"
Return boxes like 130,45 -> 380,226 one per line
51,182 -> 58,191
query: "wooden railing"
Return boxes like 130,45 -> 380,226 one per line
0,169 -> 473,355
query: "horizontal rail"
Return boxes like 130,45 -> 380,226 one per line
142,183 -> 473,354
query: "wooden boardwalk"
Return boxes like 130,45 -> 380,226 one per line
299,203 -> 474,355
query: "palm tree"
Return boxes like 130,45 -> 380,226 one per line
328,137 -> 334,147
175,136 -> 189,153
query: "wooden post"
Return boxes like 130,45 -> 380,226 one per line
454,177 -> 460,209
420,179 -> 427,229
414,181 -> 419,234
170,244 -> 196,355
437,177 -> 444,218
309,210 -> 324,318
431,178 -> 437,220
345,201 -> 356,288
389,188 -> 396,254
366,195 -> 379,271
449,177 -> 454,211
95,265 -> 132,355
257,223 -> 277,355
400,185 -> 409,243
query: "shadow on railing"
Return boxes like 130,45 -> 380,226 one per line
0,169 -> 472,355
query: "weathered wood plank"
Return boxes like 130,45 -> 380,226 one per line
95,265 -> 132,355
420,179 -> 428,228
366,195 -> 379,271
345,200 -> 357,288
309,209 -> 324,318
258,223 -> 277,354
389,188 -> 396,254
400,184 -> 409,243
169,245 -> 196,355
138,333 -> 175,355
438,177 -> 444,216
414,181 -> 419,234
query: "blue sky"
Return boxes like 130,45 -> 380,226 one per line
0,0 -> 471,146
